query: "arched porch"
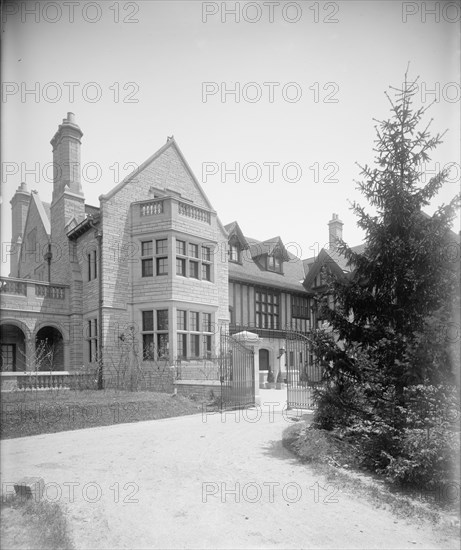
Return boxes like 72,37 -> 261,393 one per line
0,324 -> 27,371
35,326 -> 65,371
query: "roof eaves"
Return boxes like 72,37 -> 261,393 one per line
67,214 -> 100,241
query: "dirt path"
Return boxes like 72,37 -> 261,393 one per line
1,408 -> 458,549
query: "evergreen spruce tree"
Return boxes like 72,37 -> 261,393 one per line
317,72 -> 459,390
312,72 -> 460,485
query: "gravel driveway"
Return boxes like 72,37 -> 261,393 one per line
1,405 -> 457,549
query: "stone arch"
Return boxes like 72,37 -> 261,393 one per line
0,318 -> 31,340
33,320 -> 69,343
35,326 -> 64,371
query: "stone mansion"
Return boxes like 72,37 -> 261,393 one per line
1,112 -> 353,384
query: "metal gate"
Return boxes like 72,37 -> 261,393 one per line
219,331 -> 255,410
286,331 -> 323,409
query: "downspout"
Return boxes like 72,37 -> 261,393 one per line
44,243 -> 52,282
89,217 -> 103,390
96,228 -> 103,390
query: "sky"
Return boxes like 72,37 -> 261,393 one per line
1,0 -> 460,276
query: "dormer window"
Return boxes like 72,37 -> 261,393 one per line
226,222 -> 249,264
229,243 -> 241,263
267,255 -> 282,273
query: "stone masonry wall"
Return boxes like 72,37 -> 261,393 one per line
100,141 -> 229,374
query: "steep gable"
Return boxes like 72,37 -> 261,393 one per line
100,139 -> 213,210
18,192 -> 51,278
227,226 -> 306,292
302,248 -> 348,292
225,221 -> 249,249
250,236 -> 290,262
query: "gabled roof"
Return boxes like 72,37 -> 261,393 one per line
98,138 -> 227,236
99,138 -> 213,210
249,236 -> 290,262
302,248 -> 349,292
303,243 -> 366,276
226,225 -> 306,293
224,221 -> 249,249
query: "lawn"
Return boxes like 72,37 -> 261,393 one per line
0,389 -> 204,439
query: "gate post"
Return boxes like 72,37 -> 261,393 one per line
233,330 -> 261,407
252,345 -> 260,407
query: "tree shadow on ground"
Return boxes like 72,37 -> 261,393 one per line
260,439 -> 300,463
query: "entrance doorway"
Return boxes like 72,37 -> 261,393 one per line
259,349 -> 269,371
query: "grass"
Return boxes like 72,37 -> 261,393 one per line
0,389 -> 205,439
282,420 -> 461,532
1,492 -> 74,550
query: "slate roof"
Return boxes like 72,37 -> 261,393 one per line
85,204 -> 100,216
30,193 -> 51,236
302,243 -> 365,275
226,224 -> 307,293
42,201 -> 51,224
248,236 -> 290,262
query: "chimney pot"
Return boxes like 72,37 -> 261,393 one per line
328,213 -> 343,251
67,112 -> 75,123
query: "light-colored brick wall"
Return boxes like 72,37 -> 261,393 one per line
7,138 -> 230,378
100,142 -> 229,372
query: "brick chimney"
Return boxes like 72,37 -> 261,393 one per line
9,182 -> 31,277
328,213 -> 343,251
50,112 -> 83,202
49,114 -> 85,283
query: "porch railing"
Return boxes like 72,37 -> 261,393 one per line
140,199 -> 164,217
0,279 -> 27,296
35,284 -> 66,299
0,277 -> 67,300
178,202 -> 211,224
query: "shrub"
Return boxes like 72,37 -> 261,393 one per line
380,384 -> 460,487
313,378 -> 460,488
267,370 -> 275,383
342,419 -> 401,470
382,425 -> 459,487
312,380 -> 367,431
341,384 -> 460,487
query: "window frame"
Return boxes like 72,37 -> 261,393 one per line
141,238 -> 169,277
87,249 -> 98,281
0,344 -> 16,372
176,309 -> 214,360
255,289 -> 280,329
174,237 -> 214,282
141,308 -> 170,360
229,243 -> 241,263
266,254 -> 282,274
291,295 -> 310,319
87,318 -> 98,363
